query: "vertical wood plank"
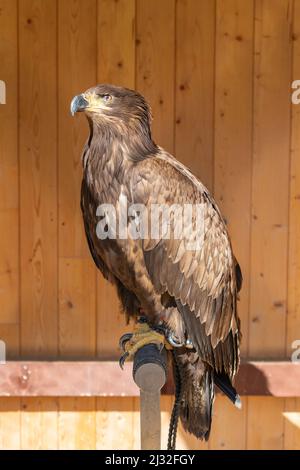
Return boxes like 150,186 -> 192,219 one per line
284,398 -> 300,450
0,209 -> 19,325
249,0 -> 292,357
0,3 -> 21,446
211,0 -> 254,450
214,0 -> 254,360
0,399 -> 20,450
287,0 -> 300,359
209,395 -> 247,449
98,0 -> 135,88
18,0 -> 58,446
0,0 -> 19,358
58,3 -> 97,444
58,0 -> 97,359
285,1 -> 300,450
58,0 -> 97,259
247,397 -> 284,449
59,398 -> 96,450
248,0 -> 293,448
175,0 -> 215,189
59,258 -> 96,356
0,0 -> 19,323
96,0 -> 136,358
96,397 -> 135,450
97,281 -> 125,359
136,0 -> 175,152
21,398 -> 58,449
19,0 -> 58,357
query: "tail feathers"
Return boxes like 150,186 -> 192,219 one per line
178,355 -> 214,440
214,372 -> 242,409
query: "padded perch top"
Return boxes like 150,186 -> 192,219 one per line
133,344 -> 167,392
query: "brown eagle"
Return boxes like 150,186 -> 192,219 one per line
71,84 -> 242,440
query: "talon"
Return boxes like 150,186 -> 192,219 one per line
118,321 -> 167,369
167,332 -> 184,348
119,352 -> 129,369
119,333 -> 133,351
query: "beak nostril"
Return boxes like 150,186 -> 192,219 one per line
70,94 -> 88,116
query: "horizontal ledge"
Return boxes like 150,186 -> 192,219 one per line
0,360 -> 299,397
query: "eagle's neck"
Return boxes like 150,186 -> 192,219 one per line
83,119 -> 157,195
86,118 -> 157,164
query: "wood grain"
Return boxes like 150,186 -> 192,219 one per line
214,0 -> 254,359
97,277 -> 125,358
284,398 -> 300,450
59,258 -> 96,357
57,1 -> 98,439
247,397 -> 284,449
58,0 -> 97,361
21,398 -> 58,449
0,398 -> 20,449
248,0 -> 293,449
59,397 -> 96,450
0,11 -> 20,431
58,0 -> 97,259
175,0 -> 215,188
96,397 -> 135,449
136,0 -> 175,152
19,0 -> 58,357
97,0 -> 135,88
285,0 -> 300,444
0,0 -> 19,330
249,0 -> 292,357
209,395 -> 247,449
287,0 -> 300,359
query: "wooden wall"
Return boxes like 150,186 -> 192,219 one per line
0,0 -> 299,449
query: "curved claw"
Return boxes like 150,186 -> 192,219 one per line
119,351 -> 129,369
167,333 -> 194,349
167,333 -> 184,348
119,333 -> 133,351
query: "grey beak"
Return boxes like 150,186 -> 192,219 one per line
70,94 -> 89,116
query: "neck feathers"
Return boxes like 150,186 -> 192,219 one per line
86,117 -> 158,165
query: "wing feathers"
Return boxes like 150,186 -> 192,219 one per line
133,154 -> 241,376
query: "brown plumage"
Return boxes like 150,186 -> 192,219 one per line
71,84 -> 242,440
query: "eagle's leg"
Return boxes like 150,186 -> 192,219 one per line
119,317 -> 166,369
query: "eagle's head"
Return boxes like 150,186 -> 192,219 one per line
70,84 -> 152,132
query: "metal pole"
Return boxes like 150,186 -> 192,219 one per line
133,344 -> 167,450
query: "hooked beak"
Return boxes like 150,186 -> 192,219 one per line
70,94 -> 89,116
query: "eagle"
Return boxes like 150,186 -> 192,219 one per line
71,84 -> 242,441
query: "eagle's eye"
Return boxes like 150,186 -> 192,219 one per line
99,93 -> 112,103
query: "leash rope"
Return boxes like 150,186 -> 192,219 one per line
120,316 -> 184,450
167,348 -> 184,451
